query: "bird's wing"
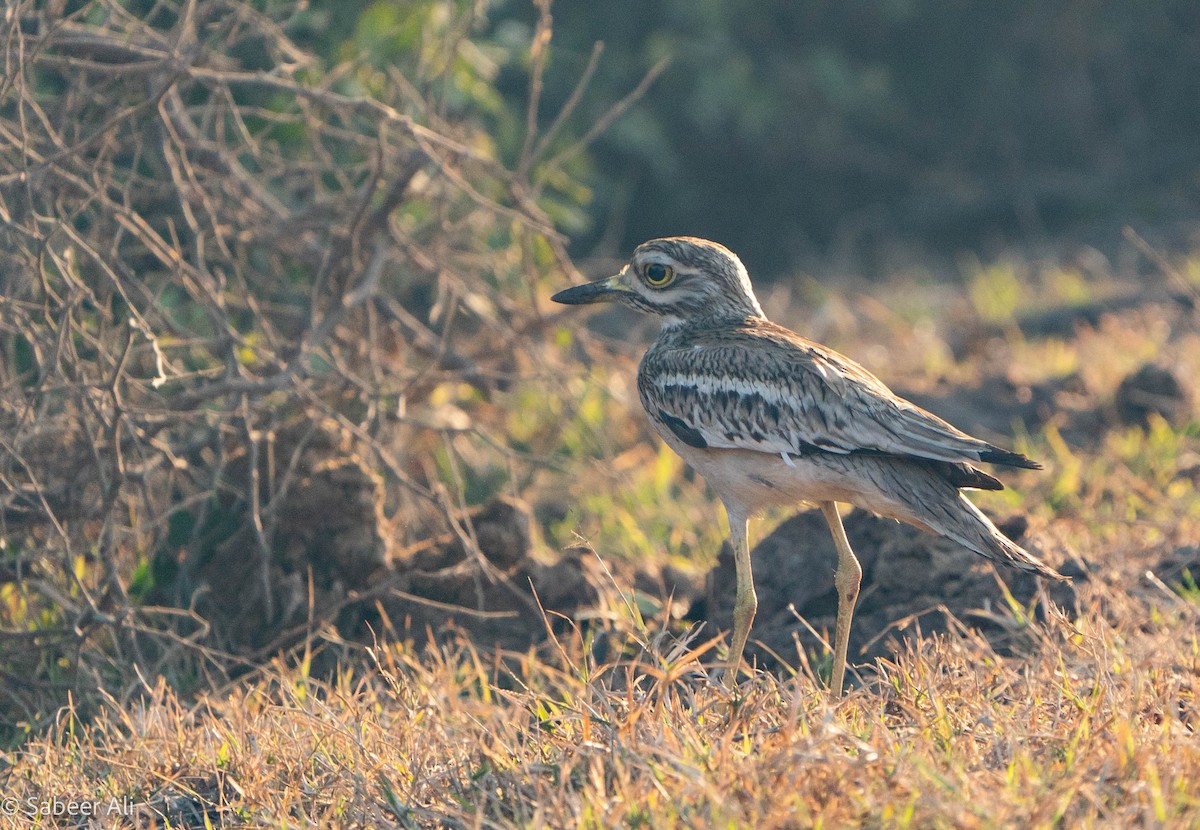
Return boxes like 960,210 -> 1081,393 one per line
639,320 -> 1038,469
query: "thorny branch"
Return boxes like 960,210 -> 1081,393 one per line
0,0 -> 656,725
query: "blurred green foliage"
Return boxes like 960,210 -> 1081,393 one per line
490,0 -> 1200,275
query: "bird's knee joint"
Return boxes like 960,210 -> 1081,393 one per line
735,579 -> 758,605
834,567 -> 862,600
733,588 -> 758,622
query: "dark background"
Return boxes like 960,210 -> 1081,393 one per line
489,0 -> 1200,277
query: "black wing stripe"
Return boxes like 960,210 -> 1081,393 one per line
658,409 -> 708,449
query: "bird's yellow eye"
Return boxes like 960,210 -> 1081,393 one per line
644,262 -> 675,287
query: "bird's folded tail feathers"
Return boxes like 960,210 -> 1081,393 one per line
913,490 -> 1065,580
877,460 -> 1064,580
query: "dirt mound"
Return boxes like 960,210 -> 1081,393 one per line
1115,363 -> 1192,426
363,499 -> 605,652
156,426 -> 609,653
148,420 -> 390,648
144,414 -> 615,656
690,508 -> 1083,673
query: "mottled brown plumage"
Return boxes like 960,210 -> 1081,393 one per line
553,236 -> 1063,694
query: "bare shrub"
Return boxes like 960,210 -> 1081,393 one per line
0,0 -> 625,729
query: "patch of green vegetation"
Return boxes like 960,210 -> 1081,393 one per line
968,261 -> 1024,324
1175,568 -> 1199,607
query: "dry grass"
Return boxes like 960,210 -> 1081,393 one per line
5,572 -> 1197,828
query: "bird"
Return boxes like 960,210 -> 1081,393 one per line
551,236 -> 1064,695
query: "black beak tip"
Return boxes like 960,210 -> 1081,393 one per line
550,287 -> 580,305
551,282 -> 611,305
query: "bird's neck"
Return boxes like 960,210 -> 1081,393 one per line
657,310 -> 767,336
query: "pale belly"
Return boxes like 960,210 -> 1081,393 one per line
657,429 -> 923,526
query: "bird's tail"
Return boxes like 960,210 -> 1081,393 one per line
933,492 -> 1064,580
854,457 -> 1065,581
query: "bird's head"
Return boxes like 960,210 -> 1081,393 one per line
552,237 -> 765,323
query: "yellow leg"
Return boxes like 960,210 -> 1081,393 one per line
724,506 -> 756,684
821,501 -> 862,697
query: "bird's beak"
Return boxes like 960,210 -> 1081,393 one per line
551,273 -> 629,305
